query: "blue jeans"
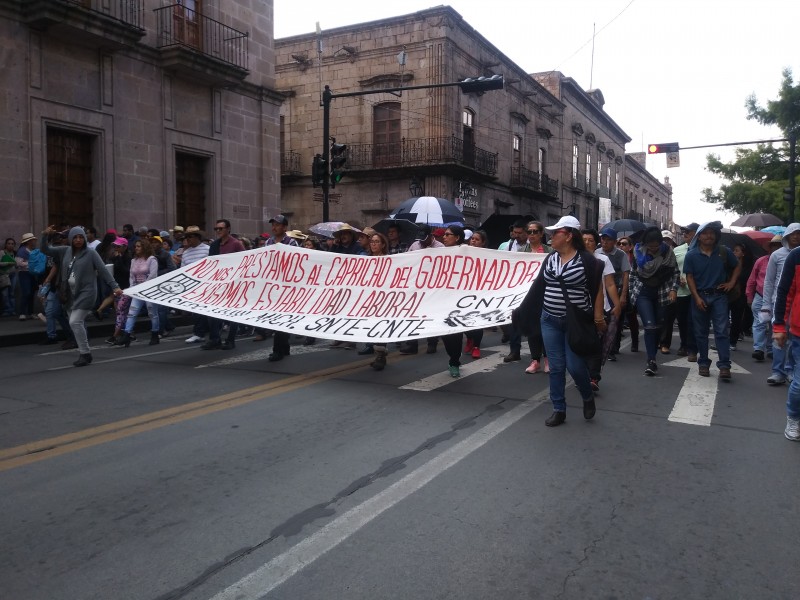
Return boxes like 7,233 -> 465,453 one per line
771,332 -> 794,379
45,291 -> 71,340
540,310 -> 593,413
691,292 -> 731,369
750,294 -> 771,353
786,337 -> 800,418
635,285 -> 664,361
124,298 -> 160,333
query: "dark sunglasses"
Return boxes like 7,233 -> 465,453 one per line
527,229 -> 542,234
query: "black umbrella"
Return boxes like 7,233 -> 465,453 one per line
719,231 -> 766,259
372,218 -> 420,246
389,196 -> 464,226
730,212 -> 784,228
604,219 -> 647,237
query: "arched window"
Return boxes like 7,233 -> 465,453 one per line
373,102 -> 401,167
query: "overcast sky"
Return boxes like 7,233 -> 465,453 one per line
275,0 -> 798,227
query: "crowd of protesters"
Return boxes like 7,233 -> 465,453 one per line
5,212 -> 800,442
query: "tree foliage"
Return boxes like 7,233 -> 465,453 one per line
703,69 -> 800,218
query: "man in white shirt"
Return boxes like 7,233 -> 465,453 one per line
182,226 -> 211,343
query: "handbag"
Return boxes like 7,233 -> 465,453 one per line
558,278 -> 602,356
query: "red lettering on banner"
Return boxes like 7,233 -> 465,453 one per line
390,266 -> 412,289
232,255 -> 257,279
185,258 -> 219,278
306,264 -> 322,285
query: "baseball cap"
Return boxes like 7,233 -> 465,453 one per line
599,227 -> 617,240
545,216 -> 581,231
269,215 -> 289,226
112,237 -> 128,246
680,222 -> 700,232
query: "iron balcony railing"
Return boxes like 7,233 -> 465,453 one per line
281,151 -> 302,176
31,0 -> 144,29
154,3 -> 249,70
510,165 -> 559,198
345,136 -> 498,177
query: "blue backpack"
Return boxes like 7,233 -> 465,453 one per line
27,249 -> 46,276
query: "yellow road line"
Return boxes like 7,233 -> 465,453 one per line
0,357 -> 383,472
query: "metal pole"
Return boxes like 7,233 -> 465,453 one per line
322,86 -> 332,222
789,133 -> 796,224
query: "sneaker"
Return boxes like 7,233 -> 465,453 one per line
471,347 -> 481,359
644,360 -> 658,376
448,365 -> 460,378
18,314 -> 26,321
590,379 -> 600,391
730,344 -> 737,352
185,335 -> 203,344
660,345 -> 670,354
36,313 -> 46,323
752,350 -> 765,362
543,357 -> 550,373
525,360 -> 540,374
767,374 -> 786,386
607,352 -> 617,362
464,339 -> 474,354
503,352 -> 521,363
785,417 -> 800,441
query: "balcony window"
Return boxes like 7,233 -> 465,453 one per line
373,102 -> 401,168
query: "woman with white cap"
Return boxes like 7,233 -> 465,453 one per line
41,226 -> 123,367
513,216 -> 605,426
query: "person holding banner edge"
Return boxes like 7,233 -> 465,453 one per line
440,225 -> 467,377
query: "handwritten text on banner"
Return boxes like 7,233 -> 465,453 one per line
125,245 -> 545,343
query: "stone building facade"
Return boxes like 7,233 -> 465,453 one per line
0,0 -> 283,240
276,6 -> 566,234
276,6 -> 673,236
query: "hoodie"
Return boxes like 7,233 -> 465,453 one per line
40,227 -> 120,309
760,222 -> 800,311
682,221 -> 738,291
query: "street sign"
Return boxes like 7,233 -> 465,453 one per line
666,151 -> 680,168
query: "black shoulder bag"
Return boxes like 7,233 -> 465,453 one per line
557,274 -> 602,357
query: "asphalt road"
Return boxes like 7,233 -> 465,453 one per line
1,327 -> 797,600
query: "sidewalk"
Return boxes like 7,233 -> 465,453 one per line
0,313 -> 193,348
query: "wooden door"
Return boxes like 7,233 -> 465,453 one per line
47,129 -> 94,229
175,152 -> 207,231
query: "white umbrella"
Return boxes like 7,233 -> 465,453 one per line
389,196 -> 464,226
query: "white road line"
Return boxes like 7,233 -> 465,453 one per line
46,345 -> 197,371
399,345 -> 510,391
195,345 -> 330,369
207,388 -> 549,600
663,357 -> 750,426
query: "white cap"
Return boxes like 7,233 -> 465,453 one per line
661,230 -> 676,243
545,216 -> 581,231
464,229 -> 473,240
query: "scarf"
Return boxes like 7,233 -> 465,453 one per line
634,241 -> 677,280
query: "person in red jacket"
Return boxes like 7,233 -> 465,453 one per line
771,244 -> 800,441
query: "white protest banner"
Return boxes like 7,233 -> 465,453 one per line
125,245 -> 545,344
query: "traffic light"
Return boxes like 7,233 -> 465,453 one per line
311,154 -> 327,188
330,140 -> 347,188
784,187 -> 795,203
458,74 -> 504,94
647,142 -> 680,154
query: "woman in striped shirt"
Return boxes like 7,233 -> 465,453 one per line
512,216 -> 605,427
